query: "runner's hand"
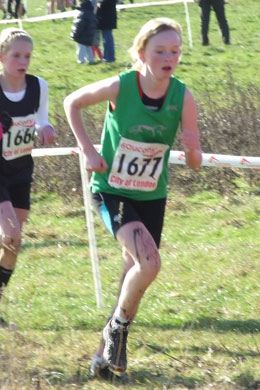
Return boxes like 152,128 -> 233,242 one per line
82,148 -> 108,173
38,125 -> 56,145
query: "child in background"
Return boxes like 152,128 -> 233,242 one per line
71,0 -> 96,64
0,0 -> 7,19
90,0 -> 102,61
64,17 -> 202,379
0,28 -> 56,325
91,29 -> 102,61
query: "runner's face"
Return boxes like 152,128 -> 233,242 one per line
1,40 -> 32,79
139,30 -> 182,80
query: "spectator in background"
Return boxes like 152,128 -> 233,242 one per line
91,30 -> 103,61
198,0 -> 230,45
47,0 -> 55,14
0,0 -> 7,19
7,0 -> 25,18
57,0 -> 72,11
96,0 -> 117,62
90,0 -> 103,61
71,0 -> 96,64
47,0 -> 68,14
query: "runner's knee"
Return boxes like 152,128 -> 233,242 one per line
118,221 -> 161,278
1,229 -> 22,254
136,246 -> 161,284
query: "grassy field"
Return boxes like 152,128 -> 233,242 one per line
1,184 -> 259,390
6,0 -> 260,119
0,0 -> 260,389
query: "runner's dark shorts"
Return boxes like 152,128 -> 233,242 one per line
0,181 -> 31,210
91,192 -> 166,248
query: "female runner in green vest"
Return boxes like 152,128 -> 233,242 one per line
64,17 -> 202,380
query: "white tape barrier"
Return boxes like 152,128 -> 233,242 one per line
0,10 -> 78,24
0,0 -> 194,47
0,0 -> 194,24
169,151 -> 260,169
32,147 -> 260,169
32,146 -> 80,156
117,0 -> 193,10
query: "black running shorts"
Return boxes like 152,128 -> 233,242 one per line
91,192 -> 166,248
0,181 -> 31,210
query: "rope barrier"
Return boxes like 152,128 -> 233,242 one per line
32,147 -> 260,169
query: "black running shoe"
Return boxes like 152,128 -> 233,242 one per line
103,319 -> 129,372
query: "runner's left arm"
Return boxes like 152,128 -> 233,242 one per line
36,77 -> 56,145
180,87 -> 202,170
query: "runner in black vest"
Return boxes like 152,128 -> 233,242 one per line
0,28 -> 56,326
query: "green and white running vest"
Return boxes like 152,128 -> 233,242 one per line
90,70 -> 185,200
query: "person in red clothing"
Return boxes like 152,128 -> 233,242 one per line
91,30 -> 103,61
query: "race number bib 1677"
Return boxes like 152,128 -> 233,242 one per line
108,137 -> 169,191
2,114 -> 36,161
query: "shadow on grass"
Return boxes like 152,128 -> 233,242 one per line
183,317 -> 260,334
31,368 -> 205,389
28,316 -> 260,334
33,366 -> 260,390
190,345 -> 260,358
129,369 -> 204,389
21,239 -> 88,250
12,366 -> 260,390
138,316 -> 260,334
3,342 -> 259,390
129,368 -> 260,390
144,342 -> 260,364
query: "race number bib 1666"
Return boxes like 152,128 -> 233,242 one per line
108,137 -> 169,191
2,114 -> 36,161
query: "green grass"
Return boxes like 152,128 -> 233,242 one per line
1,185 -> 259,389
6,0 -> 260,121
0,0 -> 260,389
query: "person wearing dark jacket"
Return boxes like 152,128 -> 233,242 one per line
71,0 -> 96,64
96,0 -> 117,62
198,0 -> 230,46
